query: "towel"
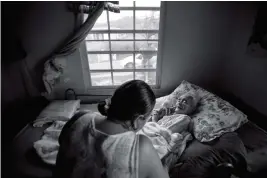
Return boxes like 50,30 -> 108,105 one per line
33,121 -> 66,165
138,114 -> 193,168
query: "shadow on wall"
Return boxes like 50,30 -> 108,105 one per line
1,1 -> 76,141
221,2 -> 267,116
247,5 -> 267,58
159,1 -> 233,95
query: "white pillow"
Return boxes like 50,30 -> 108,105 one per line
154,96 -> 169,110
161,80 -> 248,142
33,100 -> 80,127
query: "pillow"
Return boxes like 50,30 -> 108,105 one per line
33,100 -> 80,127
161,80 -> 248,142
154,96 -> 169,110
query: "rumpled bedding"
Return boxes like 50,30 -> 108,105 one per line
33,113 -> 193,168
139,114 -> 193,169
32,109 -> 96,165
33,121 -> 66,165
138,121 -> 192,160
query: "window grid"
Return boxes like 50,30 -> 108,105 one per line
86,39 -> 158,42
133,1 -> 136,80
87,2 -> 160,87
87,51 -> 158,54
88,30 -> 159,33
89,69 -> 156,73
106,9 -> 114,85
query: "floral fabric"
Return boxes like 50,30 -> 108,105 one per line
159,80 -> 248,142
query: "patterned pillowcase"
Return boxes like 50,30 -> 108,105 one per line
161,80 -> 248,142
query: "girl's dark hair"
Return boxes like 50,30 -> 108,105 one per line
98,80 -> 156,126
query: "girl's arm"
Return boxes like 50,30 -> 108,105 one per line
139,135 -> 170,178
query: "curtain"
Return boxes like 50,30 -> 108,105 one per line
54,2 -> 104,57
42,1 -> 119,95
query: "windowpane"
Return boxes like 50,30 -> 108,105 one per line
135,33 -> 158,40
136,11 -> 160,30
90,11 -> 108,30
110,33 -> 133,40
88,54 -> 111,70
135,72 -> 156,85
135,54 -> 157,69
111,41 -> 133,51
135,41 -> 158,51
119,0 -> 133,7
86,6 -> 161,88
135,1 -> 161,7
109,11 -> 133,30
86,41 -> 109,51
113,72 -> 133,85
112,54 -> 134,69
86,33 -> 109,40
91,72 -> 112,86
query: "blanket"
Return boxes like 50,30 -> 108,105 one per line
138,114 -> 193,169
33,121 -> 66,165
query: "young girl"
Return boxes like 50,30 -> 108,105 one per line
54,80 -> 169,178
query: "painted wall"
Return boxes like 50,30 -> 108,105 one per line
2,2 -> 76,104
18,1 -> 76,95
19,2 -> 76,68
162,2 -> 267,116
158,2 -> 234,95
220,3 -> 267,116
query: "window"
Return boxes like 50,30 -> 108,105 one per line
84,1 -> 162,88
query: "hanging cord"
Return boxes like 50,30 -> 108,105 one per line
65,88 -> 77,100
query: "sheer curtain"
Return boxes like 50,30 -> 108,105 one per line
42,2 -> 119,95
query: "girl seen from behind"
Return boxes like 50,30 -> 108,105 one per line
54,80 -> 170,178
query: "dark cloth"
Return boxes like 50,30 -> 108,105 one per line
236,122 -> 267,176
169,132 -> 247,178
53,111 -> 108,178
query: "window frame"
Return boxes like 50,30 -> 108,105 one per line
81,2 -> 166,94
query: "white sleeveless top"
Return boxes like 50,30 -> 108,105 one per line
55,112 -> 140,178
91,117 -> 140,178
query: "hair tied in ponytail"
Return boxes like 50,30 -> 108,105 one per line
104,98 -> 111,111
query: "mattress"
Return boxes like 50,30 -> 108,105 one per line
11,104 -> 267,178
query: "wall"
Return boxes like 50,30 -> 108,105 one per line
220,3 -> 267,116
1,2 -> 77,140
19,1 -> 76,95
158,2 -> 234,95
2,1 -> 77,105
19,2 -> 75,68
50,48 -> 87,99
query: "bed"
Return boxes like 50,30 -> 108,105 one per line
10,104 -> 99,178
10,96 -> 267,178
